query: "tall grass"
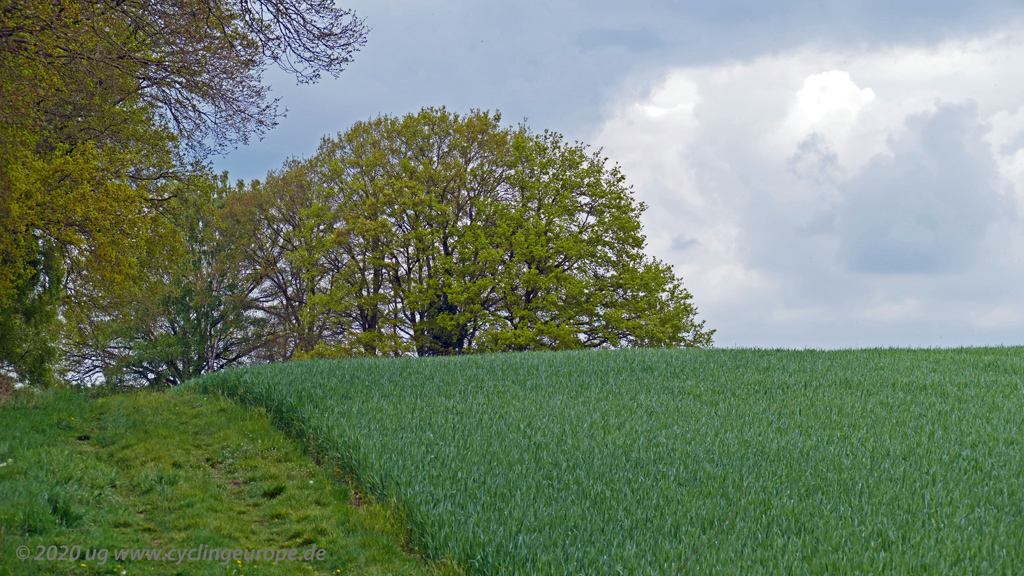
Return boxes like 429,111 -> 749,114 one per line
190,347 -> 1024,574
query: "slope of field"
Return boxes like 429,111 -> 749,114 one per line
189,347 -> 1024,575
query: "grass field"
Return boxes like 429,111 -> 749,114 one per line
0,387 -> 442,576
189,347 -> 1024,575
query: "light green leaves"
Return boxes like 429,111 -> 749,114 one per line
253,107 -> 713,357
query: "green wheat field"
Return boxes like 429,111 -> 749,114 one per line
186,346 -> 1024,575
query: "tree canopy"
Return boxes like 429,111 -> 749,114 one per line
0,0 -> 367,385
232,108 -> 714,358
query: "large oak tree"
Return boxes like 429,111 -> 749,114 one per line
239,108 -> 714,357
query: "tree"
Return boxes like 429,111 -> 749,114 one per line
251,107 -> 714,356
0,241 -> 63,387
61,172 -> 267,387
477,128 -> 714,350
220,160 -> 348,361
0,0 -> 367,385
1,0 -> 368,153
309,108 -> 516,356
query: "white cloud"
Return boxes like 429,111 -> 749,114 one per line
595,30 -> 1024,348
782,70 -> 875,152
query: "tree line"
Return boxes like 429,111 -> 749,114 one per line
1,1 -> 713,388
1,0 -> 366,386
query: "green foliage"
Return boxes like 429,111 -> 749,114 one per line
192,347 -> 1024,575
0,0 -> 367,386
0,0 -> 367,155
241,107 -> 713,358
218,161 -> 352,361
0,0 -> 184,310
0,242 -> 63,387
62,173 -> 267,387
0,386 -> 441,575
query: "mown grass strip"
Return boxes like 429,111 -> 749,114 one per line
190,347 -> 1024,575
0,387 -> 448,576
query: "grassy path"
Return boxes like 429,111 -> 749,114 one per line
0,387 -> 447,576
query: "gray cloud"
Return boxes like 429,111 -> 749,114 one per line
788,133 -> 844,187
837,102 -> 1013,274
575,28 -> 666,52
662,0 -> 1019,40
670,236 -> 700,251
214,0 -> 1024,182
660,0 -> 800,24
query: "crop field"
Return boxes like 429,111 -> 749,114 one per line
189,347 -> 1024,575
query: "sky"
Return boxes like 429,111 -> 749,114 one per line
213,0 -> 1024,349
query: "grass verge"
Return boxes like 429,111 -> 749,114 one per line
0,386 -> 451,576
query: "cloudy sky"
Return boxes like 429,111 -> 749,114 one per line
214,0 -> 1024,349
